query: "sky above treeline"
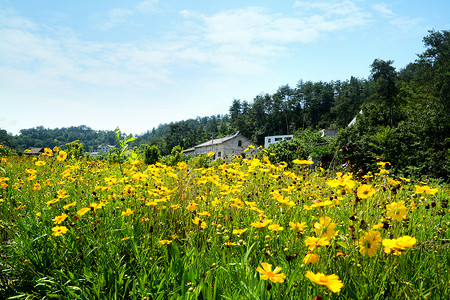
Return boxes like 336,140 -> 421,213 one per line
1,0 -> 449,136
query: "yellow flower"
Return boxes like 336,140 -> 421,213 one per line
293,159 -> 314,165
35,161 -> 46,166
52,213 -> 68,224
192,217 -> 207,228
121,237 -> 131,242
122,208 -> 134,216
32,183 -> 41,191
415,185 -> 438,195
52,226 -> 68,237
197,211 -> 211,217
206,152 -> 215,157
53,146 -> 60,152
305,271 -> 343,293
44,148 -> 53,156
63,201 -> 77,209
314,217 -> 337,239
268,224 -> 284,231
256,262 -> 286,283
358,230 -> 381,257
382,236 -> 416,255
304,236 -> 330,250
77,207 -> 90,216
303,252 -> 319,264
158,239 -> 173,245
186,201 -> 198,212
57,151 -> 67,161
357,185 -> 375,199
289,221 -> 307,232
232,228 -> 248,235
250,219 -> 272,228
386,201 -> 407,221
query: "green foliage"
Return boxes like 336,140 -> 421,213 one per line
264,129 -> 336,167
143,145 -> 161,165
65,140 -> 84,159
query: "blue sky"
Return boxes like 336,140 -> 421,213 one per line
1,0 -> 449,135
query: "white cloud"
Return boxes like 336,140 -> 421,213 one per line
371,3 -> 395,17
96,0 -> 159,30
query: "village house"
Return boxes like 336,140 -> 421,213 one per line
23,148 -> 45,155
264,135 -> 293,148
183,132 -> 257,159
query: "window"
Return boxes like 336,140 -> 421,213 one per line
218,152 -> 221,157
275,138 -> 282,141
238,140 -> 242,147
268,138 -> 271,143
286,137 -> 292,140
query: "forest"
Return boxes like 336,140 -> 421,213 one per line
1,30 -> 449,178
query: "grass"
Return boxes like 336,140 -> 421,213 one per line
0,152 -> 449,299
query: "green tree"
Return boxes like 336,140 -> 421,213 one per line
143,145 -> 161,165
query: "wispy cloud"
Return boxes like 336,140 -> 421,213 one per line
96,0 -> 159,30
371,2 -> 423,34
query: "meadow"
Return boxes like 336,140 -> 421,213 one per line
0,148 -> 449,299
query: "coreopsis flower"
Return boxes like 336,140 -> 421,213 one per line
256,262 -> 286,283
35,161 -> 46,166
311,200 -> 333,208
326,172 -> 355,191
232,228 -> 248,235
305,271 -> 343,293
53,146 -> 60,152
52,213 -> 68,224
293,159 -> 314,165
268,224 -> 284,231
414,185 -> 438,195
77,207 -> 90,216
192,217 -> 207,228
289,221 -> 307,232
357,185 -> 375,199
63,201 -> 77,210
303,252 -> 319,264
250,218 -> 272,228
44,148 -> 53,156
57,151 -> 67,161
122,208 -> 134,216
186,201 -> 198,212
46,198 -> 59,206
386,201 -> 407,221
158,240 -> 173,245
206,152 -> 215,157
32,183 -> 41,191
304,236 -> 330,250
314,217 -> 337,239
52,226 -> 68,237
382,236 -> 416,255
57,189 -> 70,199
358,230 -> 382,257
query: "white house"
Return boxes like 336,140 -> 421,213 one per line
319,129 -> 339,138
264,135 -> 293,148
98,144 -> 115,153
183,132 -> 257,159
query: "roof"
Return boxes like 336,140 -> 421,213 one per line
194,132 -> 241,148
24,147 -> 45,155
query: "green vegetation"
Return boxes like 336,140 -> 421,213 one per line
0,149 -> 448,299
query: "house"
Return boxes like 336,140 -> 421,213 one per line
23,148 -> 45,155
183,132 -> 258,159
264,135 -> 293,148
320,129 -> 339,138
348,109 -> 363,127
98,144 -> 115,153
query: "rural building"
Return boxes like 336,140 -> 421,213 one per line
183,132 -> 257,159
264,135 -> 293,148
320,129 -> 339,138
98,144 -> 115,153
23,148 -> 45,155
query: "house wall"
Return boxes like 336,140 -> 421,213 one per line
194,135 -> 257,159
264,135 -> 293,148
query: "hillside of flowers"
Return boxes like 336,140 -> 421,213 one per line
0,147 -> 449,299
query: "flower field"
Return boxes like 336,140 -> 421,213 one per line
0,149 -> 449,299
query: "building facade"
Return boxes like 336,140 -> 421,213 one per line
264,135 -> 293,148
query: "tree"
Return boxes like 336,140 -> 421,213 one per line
370,59 -> 399,127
